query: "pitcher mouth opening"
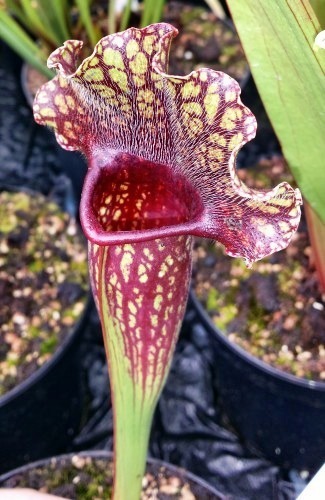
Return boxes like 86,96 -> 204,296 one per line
80,152 -> 204,245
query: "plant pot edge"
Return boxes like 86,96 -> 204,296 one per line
0,189 -> 93,472
189,289 -> 325,472
0,450 -> 228,499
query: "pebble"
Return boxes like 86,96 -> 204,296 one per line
312,302 -> 324,311
297,351 -> 312,362
180,484 -> 196,500
184,50 -> 194,60
71,455 -> 86,469
283,315 -> 297,330
0,241 -> 9,253
159,483 -> 180,494
12,312 -> 26,325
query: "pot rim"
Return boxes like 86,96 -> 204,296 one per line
0,449 -> 228,499
190,290 -> 325,391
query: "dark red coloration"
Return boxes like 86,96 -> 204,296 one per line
33,23 -> 301,264
89,235 -> 192,393
80,152 -> 203,245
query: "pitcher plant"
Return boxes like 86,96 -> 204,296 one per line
33,23 -> 302,499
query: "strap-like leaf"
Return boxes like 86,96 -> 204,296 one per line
19,0 -> 62,47
0,11 -> 54,77
75,0 -> 100,47
227,0 -> 325,222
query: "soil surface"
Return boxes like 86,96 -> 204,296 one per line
192,158 -> 325,381
0,454 -> 221,499
0,191 -> 88,396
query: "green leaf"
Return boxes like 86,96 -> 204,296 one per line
19,0 -> 62,47
75,0 -> 100,47
140,0 -> 166,27
5,0 -> 27,27
0,11 -> 53,78
4,0 -> 69,47
227,0 -> 325,222
0,9 -> 39,54
120,0 -> 132,32
108,0 -> 117,35
310,0 -> 325,28
49,0 -> 71,42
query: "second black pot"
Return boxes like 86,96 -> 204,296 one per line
190,292 -> 325,475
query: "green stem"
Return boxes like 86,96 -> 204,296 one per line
108,0 -> 116,35
305,202 -> 325,293
108,357 -> 154,500
120,0 -> 132,32
75,0 -> 99,47
100,277 -> 155,500
89,235 -> 193,499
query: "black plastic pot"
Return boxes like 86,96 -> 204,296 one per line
0,298 -> 91,474
55,146 -> 87,212
0,450 -> 227,499
190,291 -> 325,475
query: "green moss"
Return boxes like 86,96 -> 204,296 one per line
75,472 -> 110,499
0,213 -> 17,233
277,263 -> 299,294
7,458 -> 114,498
40,335 -> 58,355
0,193 -> 30,233
206,287 -> 220,311
63,305 -> 80,321
70,260 -> 89,276
28,326 -> 42,339
6,192 -> 30,211
217,304 -> 237,331
222,45 -> 238,57
28,260 -> 45,273
180,7 -> 205,24
6,356 -> 19,367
